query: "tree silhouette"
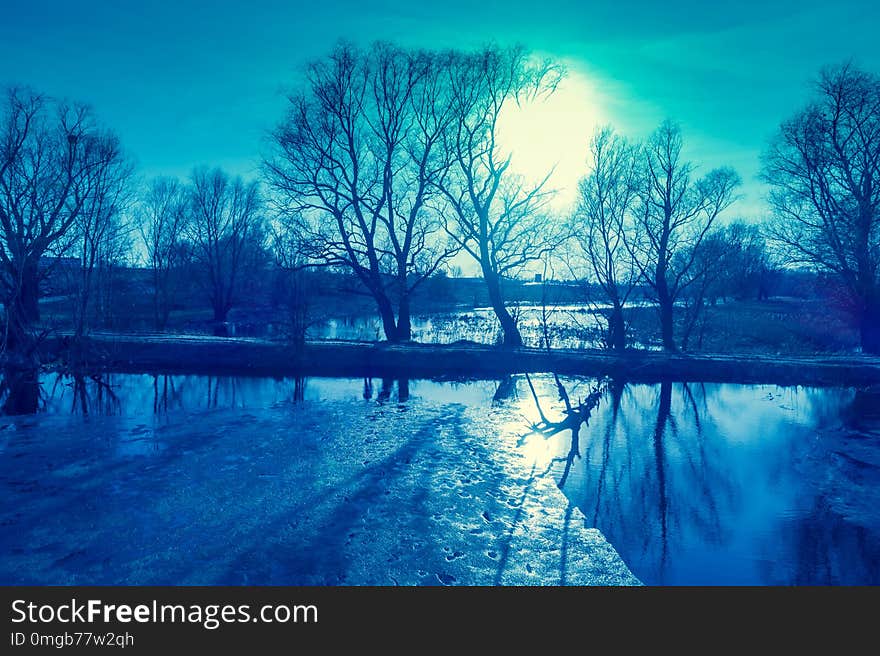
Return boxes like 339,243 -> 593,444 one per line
438,45 -> 566,348
187,167 -> 263,331
138,177 -> 191,331
0,87 -> 126,358
572,127 -> 641,351
629,121 -> 740,351
266,42 -> 458,342
763,64 -> 880,354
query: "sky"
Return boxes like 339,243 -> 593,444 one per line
2,0 -> 878,218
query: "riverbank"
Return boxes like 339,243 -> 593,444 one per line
39,333 -> 880,386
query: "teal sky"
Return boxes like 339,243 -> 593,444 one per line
2,0 -> 877,217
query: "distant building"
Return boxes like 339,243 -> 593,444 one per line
534,273 -> 542,283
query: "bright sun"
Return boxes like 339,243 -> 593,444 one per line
496,69 -> 605,211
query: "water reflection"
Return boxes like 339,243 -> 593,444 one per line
492,376 -> 517,404
844,387 -> 880,434
13,372 -> 491,416
311,305 -> 629,349
1,366 -> 40,415
519,376 -> 880,585
2,370 -> 879,584
519,373 -> 605,490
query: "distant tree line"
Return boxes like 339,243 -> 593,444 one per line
1,46 -> 878,357
568,122 -> 777,351
137,169 -> 265,335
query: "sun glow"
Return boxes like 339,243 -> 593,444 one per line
496,69 -> 605,211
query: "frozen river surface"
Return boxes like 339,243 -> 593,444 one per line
1,373 -> 878,585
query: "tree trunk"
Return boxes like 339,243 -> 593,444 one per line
396,293 -> 412,342
212,303 -> 229,323
376,294 -> 399,342
658,299 -> 676,352
19,260 -> 41,324
4,261 -> 41,354
860,295 -> 880,355
482,264 -> 522,348
3,305 -> 31,355
211,302 -> 229,337
757,265 -> 769,301
655,233 -> 677,352
496,306 -> 522,348
609,303 -> 626,352
153,268 -> 164,331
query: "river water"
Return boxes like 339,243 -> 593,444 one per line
2,372 -> 878,585
231,303 -> 657,349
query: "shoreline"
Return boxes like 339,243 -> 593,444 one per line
32,333 -> 880,386
0,383 -> 640,586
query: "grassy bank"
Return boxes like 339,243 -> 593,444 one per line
39,333 -> 880,386
623,297 -> 858,354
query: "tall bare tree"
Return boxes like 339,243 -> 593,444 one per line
0,87 -> 126,359
138,177 -> 190,330
90,211 -> 132,330
188,167 -> 262,331
438,45 -> 565,348
763,64 -> 880,354
572,127 -> 641,351
270,221 -> 319,350
69,144 -> 132,339
630,121 -> 740,351
265,42 -> 457,342
674,228 -> 733,351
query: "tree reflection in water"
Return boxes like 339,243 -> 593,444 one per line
45,372 -> 121,416
519,375 -> 880,585
1,366 -> 40,415
492,375 -> 517,405
3,369 -> 878,584
26,373 -> 422,416
520,372 -> 604,489
372,378 -> 410,404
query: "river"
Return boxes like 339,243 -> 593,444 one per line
1,372 -> 878,584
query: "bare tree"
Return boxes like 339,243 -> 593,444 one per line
265,42 -> 458,342
763,64 -> 880,354
438,45 -> 565,348
188,167 -> 262,332
630,121 -> 740,351
138,177 -> 190,330
571,127 -> 641,351
269,220 -> 320,351
675,229 -> 731,351
91,214 -> 132,330
69,144 -> 132,339
0,87 -> 126,361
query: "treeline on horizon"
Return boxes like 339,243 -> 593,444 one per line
1,42 -> 879,363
